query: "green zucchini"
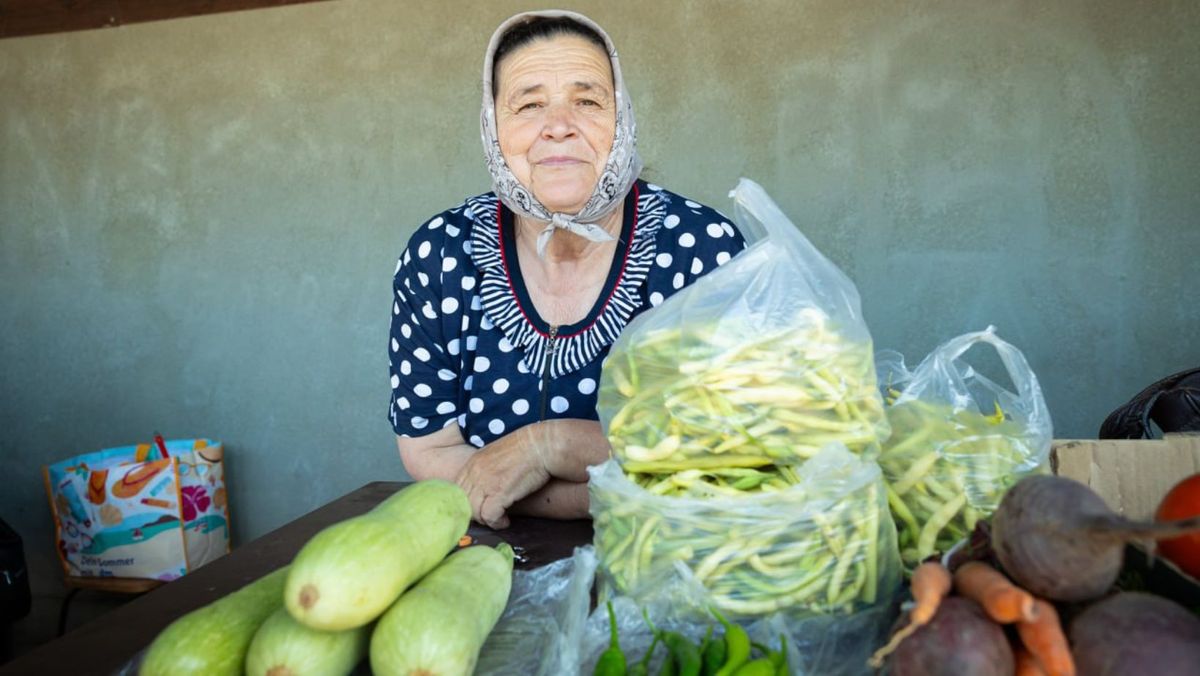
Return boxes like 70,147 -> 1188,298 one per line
284,480 -> 470,630
245,606 -> 369,676
139,566 -> 288,676
369,544 -> 514,676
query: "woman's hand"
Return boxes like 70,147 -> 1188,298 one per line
454,425 -> 551,529
396,419 -> 611,528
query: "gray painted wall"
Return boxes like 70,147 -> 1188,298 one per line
2,0 -> 1197,595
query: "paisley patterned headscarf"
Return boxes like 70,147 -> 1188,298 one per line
481,10 -> 643,257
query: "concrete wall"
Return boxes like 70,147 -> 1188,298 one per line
2,0 -> 1197,595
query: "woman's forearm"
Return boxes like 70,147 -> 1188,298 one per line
530,419 -> 613,482
509,478 -> 590,520
397,418 -> 609,527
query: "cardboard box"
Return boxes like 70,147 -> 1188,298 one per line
1051,434 -> 1200,519
1051,435 -> 1200,600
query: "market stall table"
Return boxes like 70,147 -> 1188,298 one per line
2,481 -> 593,675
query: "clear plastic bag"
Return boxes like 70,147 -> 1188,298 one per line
589,445 -> 901,620
475,546 -> 598,676
597,179 -> 889,473
878,326 -> 1053,568
576,596 -> 897,676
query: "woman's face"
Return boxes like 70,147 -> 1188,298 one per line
495,34 -> 616,215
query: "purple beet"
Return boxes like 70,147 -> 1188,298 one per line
991,475 -> 1200,602
1070,592 -> 1200,676
888,597 -> 1014,676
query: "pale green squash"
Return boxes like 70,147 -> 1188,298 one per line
139,566 -> 288,676
284,480 -> 470,631
369,544 -> 514,676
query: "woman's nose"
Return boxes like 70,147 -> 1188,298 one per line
540,102 -> 577,140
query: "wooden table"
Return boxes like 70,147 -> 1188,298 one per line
2,482 -> 593,675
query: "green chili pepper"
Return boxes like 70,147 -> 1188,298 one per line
697,626 -> 713,672
711,608 -> 750,676
594,600 -> 627,676
701,630 -> 727,676
661,631 -> 702,676
731,658 -> 776,676
768,634 -> 788,675
641,608 -> 701,676
658,652 -> 677,676
629,635 -> 660,676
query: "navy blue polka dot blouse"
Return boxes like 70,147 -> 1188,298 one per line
388,180 -> 747,448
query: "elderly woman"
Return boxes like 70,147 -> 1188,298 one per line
389,10 -> 746,529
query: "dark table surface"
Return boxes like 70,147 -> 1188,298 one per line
2,481 -> 593,675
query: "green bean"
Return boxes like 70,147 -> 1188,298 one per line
863,484 -> 880,603
602,322 -> 888,467
826,536 -> 864,606
595,438 -> 895,617
887,450 -> 940,495
916,493 -> 966,561
879,398 -> 1042,568
834,562 -> 867,607
885,484 -> 921,545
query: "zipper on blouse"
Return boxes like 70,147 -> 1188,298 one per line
539,325 -> 559,420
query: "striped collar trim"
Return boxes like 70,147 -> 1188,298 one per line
467,182 -> 665,379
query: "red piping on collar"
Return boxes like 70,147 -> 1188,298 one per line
496,183 -> 640,340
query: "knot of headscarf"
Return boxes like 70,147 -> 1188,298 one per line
534,213 -> 614,257
480,10 -> 642,258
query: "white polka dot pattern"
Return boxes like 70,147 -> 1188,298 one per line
388,183 -> 747,444
550,396 -> 569,414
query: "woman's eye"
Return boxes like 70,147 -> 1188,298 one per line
517,102 -> 541,112
578,99 -> 599,107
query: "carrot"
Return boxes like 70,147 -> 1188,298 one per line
868,562 -> 952,668
954,561 -> 1038,623
1014,645 -> 1047,676
909,561 -> 953,623
1016,599 -> 1075,676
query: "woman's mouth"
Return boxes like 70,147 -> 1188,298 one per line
536,156 -> 583,166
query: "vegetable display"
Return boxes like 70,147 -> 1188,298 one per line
991,474 -> 1200,602
284,479 -> 470,630
873,472 -> 1200,676
591,607 -> 786,676
137,481 -> 507,676
599,313 -> 888,475
589,449 -> 900,618
884,597 -> 1014,676
879,399 -> 1041,568
875,327 -> 1052,569
871,558 -> 1074,676
122,163 -> 1196,676
139,566 -> 289,676
369,543 -> 515,676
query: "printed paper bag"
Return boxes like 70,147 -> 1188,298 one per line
43,439 -> 230,580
